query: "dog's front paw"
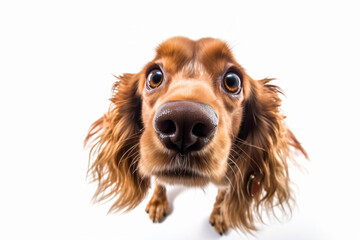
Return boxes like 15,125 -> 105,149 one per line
145,184 -> 169,223
209,208 -> 229,235
145,198 -> 169,223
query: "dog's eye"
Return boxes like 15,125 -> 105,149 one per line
223,72 -> 241,94
146,68 -> 163,89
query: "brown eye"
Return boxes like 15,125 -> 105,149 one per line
223,72 -> 241,94
146,68 -> 163,89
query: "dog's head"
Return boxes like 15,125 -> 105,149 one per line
139,37 -> 249,187
86,37 -> 307,229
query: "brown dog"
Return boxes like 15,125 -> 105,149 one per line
85,37 -> 307,234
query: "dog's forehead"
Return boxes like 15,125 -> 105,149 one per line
195,38 -> 235,64
154,37 -> 236,76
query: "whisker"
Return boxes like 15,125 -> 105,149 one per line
224,174 -> 235,193
131,158 -> 140,174
231,143 -> 263,174
118,142 -> 139,168
130,154 -> 141,175
226,159 -> 238,186
124,145 -> 141,172
228,155 -> 244,184
90,132 -> 142,160
233,137 -> 265,151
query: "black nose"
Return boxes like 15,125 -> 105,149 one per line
153,101 -> 218,154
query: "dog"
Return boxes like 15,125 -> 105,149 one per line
85,37 -> 307,234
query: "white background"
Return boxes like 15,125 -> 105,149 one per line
1,0 -> 359,239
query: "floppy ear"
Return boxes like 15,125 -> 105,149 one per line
225,78 -> 307,231
85,73 -> 150,212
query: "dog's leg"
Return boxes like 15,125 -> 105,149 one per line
145,182 -> 169,223
210,189 -> 229,235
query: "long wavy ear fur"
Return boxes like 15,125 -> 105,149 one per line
225,78 -> 308,232
84,73 -> 150,212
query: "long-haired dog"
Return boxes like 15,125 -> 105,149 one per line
85,37 -> 307,234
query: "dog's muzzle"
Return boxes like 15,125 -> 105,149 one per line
153,101 -> 218,154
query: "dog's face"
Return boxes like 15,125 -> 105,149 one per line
137,37 -> 249,186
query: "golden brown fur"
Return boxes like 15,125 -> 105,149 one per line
85,37 -> 307,234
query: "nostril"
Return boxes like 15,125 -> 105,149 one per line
192,123 -> 208,138
157,120 -> 176,135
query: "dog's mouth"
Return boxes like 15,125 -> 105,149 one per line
155,167 -> 208,181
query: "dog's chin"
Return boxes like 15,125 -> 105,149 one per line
154,168 -> 210,187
